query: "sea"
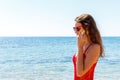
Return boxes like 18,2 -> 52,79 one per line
0,37 -> 120,80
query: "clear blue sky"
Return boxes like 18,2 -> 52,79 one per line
0,0 -> 120,36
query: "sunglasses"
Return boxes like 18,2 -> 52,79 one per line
73,26 -> 81,32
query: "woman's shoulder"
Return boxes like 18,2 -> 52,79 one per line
91,43 -> 100,49
87,43 -> 100,56
86,43 -> 100,62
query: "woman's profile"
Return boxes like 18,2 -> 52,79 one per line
72,14 -> 104,80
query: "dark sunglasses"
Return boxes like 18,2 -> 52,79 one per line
73,26 -> 81,32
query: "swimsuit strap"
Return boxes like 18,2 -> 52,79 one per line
83,43 -> 92,55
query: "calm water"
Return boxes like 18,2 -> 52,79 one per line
0,37 -> 120,80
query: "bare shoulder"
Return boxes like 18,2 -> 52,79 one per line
92,44 -> 100,49
88,44 -> 100,56
85,44 -> 100,69
91,44 -> 100,50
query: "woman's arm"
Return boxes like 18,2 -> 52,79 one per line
76,44 -> 100,77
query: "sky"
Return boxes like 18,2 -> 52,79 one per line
0,0 -> 120,37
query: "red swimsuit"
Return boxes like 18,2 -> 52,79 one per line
72,44 -> 97,80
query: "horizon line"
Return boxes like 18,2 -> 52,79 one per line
0,35 -> 120,37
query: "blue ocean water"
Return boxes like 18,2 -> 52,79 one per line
0,37 -> 120,80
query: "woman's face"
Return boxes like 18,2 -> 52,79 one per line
73,22 -> 85,36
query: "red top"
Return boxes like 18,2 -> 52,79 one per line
72,44 -> 97,80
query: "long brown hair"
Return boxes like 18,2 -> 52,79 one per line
75,14 -> 104,57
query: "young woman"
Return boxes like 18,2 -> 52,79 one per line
72,14 -> 104,80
